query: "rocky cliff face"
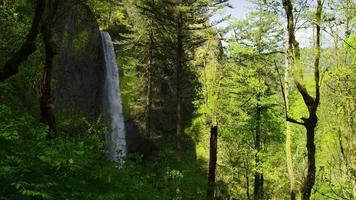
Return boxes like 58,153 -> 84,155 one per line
49,1 -> 143,152
51,1 -> 105,132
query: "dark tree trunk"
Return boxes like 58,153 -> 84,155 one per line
175,12 -> 183,160
282,1 -> 322,199
0,0 -> 46,82
246,174 -> 250,200
207,125 -> 218,200
254,95 -> 263,200
290,188 -> 296,200
40,21 -> 57,136
145,18 -> 154,146
39,0 -> 60,136
301,114 -> 317,200
145,66 -> 152,144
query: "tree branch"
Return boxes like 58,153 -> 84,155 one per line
0,0 -> 46,82
314,0 -> 322,106
274,60 -> 305,126
287,116 -> 305,126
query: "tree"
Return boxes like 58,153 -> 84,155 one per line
174,0 -> 184,159
0,0 -> 58,134
214,2 -> 286,197
39,0 -> 60,136
158,0 -> 229,159
145,0 -> 155,145
231,2 -> 284,198
132,0 -> 157,145
280,48 -> 297,200
0,0 -> 46,82
193,29 -> 224,199
282,0 -> 323,199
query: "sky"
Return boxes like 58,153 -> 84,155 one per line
227,0 -> 252,18
217,0 -> 316,47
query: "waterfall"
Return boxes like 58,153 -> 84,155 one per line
101,31 -> 127,162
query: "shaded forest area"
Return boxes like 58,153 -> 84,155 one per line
0,0 -> 355,199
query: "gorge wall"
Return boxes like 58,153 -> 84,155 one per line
50,0 -> 105,133
49,1 -> 144,153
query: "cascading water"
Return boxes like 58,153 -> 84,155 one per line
101,31 -> 127,162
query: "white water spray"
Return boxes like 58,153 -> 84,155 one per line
101,31 -> 127,162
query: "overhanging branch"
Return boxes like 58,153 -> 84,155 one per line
287,116 -> 305,126
0,0 -> 46,82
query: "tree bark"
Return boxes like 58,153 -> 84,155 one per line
254,94 -> 263,200
0,0 -> 46,82
301,115 -> 317,200
145,8 -> 154,146
207,125 -> 218,200
282,1 -> 322,199
145,57 -> 153,145
246,173 -> 250,200
286,121 -> 296,200
345,0 -> 352,39
175,11 -> 183,160
284,46 -> 296,200
40,22 -> 57,136
40,0 -> 59,136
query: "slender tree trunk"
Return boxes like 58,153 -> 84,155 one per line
300,2 -> 321,198
301,114 -> 317,200
107,1 -> 112,27
246,173 -> 250,200
40,21 -> 57,136
345,0 -> 352,39
145,62 -> 153,144
0,0 -> 46,82
145,16 -> 154,146
284,49 -> 296,200
286,123 -> 296,200
254,94 -> 263,200
337,127 -> 347,170
207,125 -> 218,200
344,0 -> 351,65
175,12 -> 183,160
282,1 -> 322,199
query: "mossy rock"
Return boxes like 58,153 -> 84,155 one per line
50,0 -> 105,132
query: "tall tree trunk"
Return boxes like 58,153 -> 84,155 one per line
246,173 -> 250,200
254,94 -> 263,200
284,48 -> 296,200
286,122 -> 296,200
40,0 -> 59,136
40,21 -> 57,136
301,115 -> 317,200
0,0 -> 46,82
145,59 -> 153,145
145,12 -> 154,146
345,0 -> 352,39
344,0 -> 352,65
282,1 -> 322,199
207,125 -> 218,200
301,2 -> 321,198
175,12 -> 183,160
107,1 -> 112,27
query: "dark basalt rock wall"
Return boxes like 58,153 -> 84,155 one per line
49,1 -> 143,153
51,1 -> 105,133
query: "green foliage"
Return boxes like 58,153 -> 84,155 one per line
0,0 -> 32,67
1,0 -> 355,199
0,105 -> 165,200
